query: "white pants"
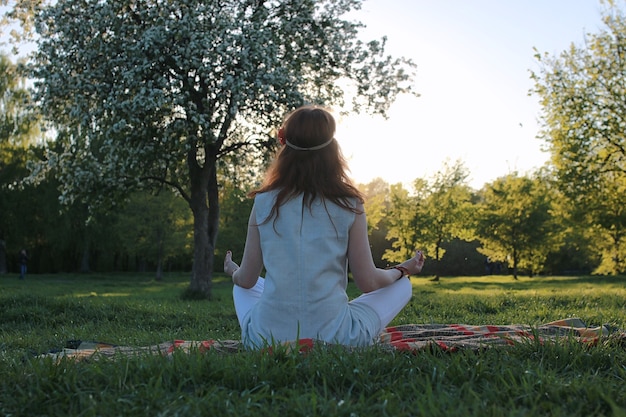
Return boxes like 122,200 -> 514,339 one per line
232,277 -> 412,333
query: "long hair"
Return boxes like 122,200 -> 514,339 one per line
250,105 -> 364,221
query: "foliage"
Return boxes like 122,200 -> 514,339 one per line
358,177 -> 393,266
114,189 -> 193,279
413,160 -> 473,277
0,52 -> 41,273
383,183 -> 416,263
0,0 -> 43,48
0,53 -> 38,152
383,161 -> 473,279
532,2 -> 626,274
215,179 -> 255,269
0,273 -> 624,417
586,173 -> 626,274
23,0 -> 416,298
436,238 -> 486,276
473,173 -> 561,279
359,177 -> 390,234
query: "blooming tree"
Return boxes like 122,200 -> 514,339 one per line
27,0 -> 416,297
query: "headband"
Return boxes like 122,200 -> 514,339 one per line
285,137 -> 335,151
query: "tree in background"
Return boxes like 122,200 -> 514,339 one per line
541,173 -> 598,275
114,189 -> 193,280
22,0 -> 415,298
358,177 -> 392,267
215,155 -> 257,273
415,160 -> 473,280
0,52 -> 41,273
384,183 -> 418,264
584,173 -> 626,274
532,2 -> 626,274
383,161 -> 473,279
0,63 -> 113,275
474,174 -> 559,279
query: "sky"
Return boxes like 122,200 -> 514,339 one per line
336,0 -> 610,190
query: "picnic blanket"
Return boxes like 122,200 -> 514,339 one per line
40,318 -> 625,361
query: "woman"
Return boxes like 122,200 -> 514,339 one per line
224,105 -> 425,348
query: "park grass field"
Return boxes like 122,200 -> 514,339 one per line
1,272 -> 625,416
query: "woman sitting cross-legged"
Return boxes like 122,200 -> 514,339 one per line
224,105 -> 425,349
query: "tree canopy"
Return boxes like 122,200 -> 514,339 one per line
383,161 -> 473,280
473,174 -> 558,279
532,2 -> 626,274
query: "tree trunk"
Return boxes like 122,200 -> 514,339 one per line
512,247 -> 519,280
611,229 -> 623,274
206,154 -> 220,282
155,228 -> 163,281
0,233 -> 6,274
432,238 -> 442,281
187,149 -> 217,298
80,239 -> 90,273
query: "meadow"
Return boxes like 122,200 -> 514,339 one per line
0,272 -> 625,416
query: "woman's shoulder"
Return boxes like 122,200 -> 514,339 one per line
254,189 -> 279,203
253,189 -> 282,215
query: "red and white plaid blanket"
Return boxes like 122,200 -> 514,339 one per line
378,317 -> 614,352
41,318 -> 623,361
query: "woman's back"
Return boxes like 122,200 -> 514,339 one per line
240,190 -> 379,347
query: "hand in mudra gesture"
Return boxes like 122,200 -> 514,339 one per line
399,250 -> 425,275
224,250 -> 239,277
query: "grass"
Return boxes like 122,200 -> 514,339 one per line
0,272 -> 625,416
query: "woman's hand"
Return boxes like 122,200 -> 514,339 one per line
224,250 -> 240,277
399,250 -> 426,275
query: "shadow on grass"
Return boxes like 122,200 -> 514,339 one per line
1,272 -> 235,299
429,275 -> 625,292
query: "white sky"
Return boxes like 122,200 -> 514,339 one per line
336,0 -> 609,190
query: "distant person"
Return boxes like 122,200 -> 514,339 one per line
224,105 -> 425,349
19,249 -> 28,280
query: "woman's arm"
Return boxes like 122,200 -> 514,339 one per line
348,203 -> 424,293
224,205 -> 264,289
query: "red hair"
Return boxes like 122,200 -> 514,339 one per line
250,105 -> 363,220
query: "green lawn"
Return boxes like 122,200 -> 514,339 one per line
1,273 -> 625,416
